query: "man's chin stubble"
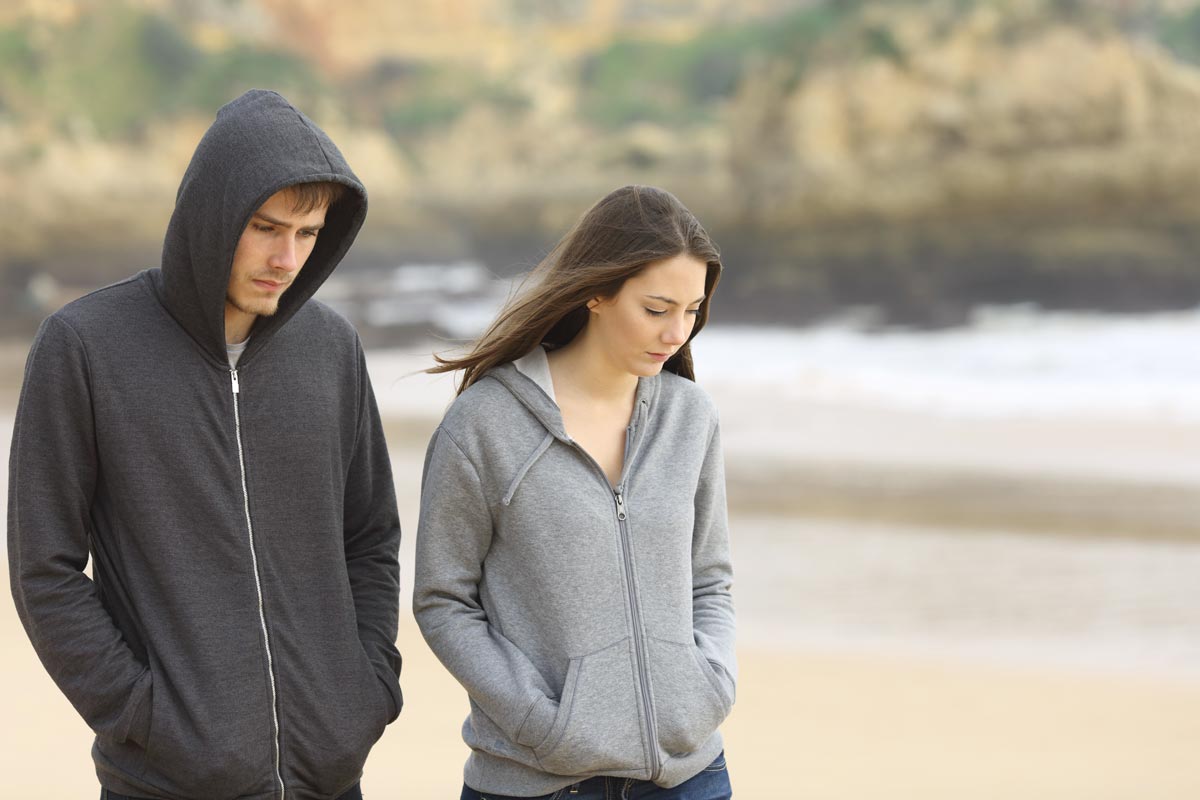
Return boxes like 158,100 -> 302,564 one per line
227,295 -> 281,318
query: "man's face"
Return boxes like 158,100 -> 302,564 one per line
226,189 -> 328,321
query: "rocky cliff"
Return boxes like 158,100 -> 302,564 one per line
5,0 -> 1200,326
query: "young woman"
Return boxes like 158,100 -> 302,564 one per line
414,185 -> 736,800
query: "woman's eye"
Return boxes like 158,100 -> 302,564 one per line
645,308 -> 667,316
688,308 -> 702,316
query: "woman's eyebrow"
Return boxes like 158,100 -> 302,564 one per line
644,294 -> 706,305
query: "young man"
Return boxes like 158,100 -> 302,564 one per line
8,90 -> 401,800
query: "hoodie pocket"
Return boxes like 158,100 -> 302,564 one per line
141,658 -> 272,797
288,646 -> 391,794
533,637 -> 647,776
647,637 -> 732,757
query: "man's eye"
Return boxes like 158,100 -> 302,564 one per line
300,229 -> 319,238
253,223 -> 274,233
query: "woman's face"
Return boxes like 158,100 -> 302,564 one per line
588,253 -> 709,377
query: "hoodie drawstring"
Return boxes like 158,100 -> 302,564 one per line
502,432 -> 555,506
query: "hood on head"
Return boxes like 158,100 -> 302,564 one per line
159,89 -> 367,364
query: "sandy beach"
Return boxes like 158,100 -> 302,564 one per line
5,602 -> 1199,798
3,329 -> 1200,797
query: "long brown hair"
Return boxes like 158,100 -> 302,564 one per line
430,185 -> 723,394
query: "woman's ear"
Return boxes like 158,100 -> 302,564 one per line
586,298 -> 601,312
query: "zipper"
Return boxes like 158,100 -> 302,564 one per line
231,368 -> 286,800
613,483 -> 660,780
566,397 -> 660,780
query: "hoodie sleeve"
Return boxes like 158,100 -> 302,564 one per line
413,427 -> 561,750
342,341 -> 402,723
7,315 -> 153,745
691,420 -> 737,701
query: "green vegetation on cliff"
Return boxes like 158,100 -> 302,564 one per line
0,8 -> 322,138
4,1 -> 1190,142
577,5 -> 853,127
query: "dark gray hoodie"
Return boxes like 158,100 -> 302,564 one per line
413,348 -> 736,795
7,90 -> 401,800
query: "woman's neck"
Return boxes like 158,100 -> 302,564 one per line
547,334 -> 637,406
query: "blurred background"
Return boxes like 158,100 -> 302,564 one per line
2,0 -> 1199,797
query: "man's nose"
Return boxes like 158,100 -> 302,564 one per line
268,235 -> 300,272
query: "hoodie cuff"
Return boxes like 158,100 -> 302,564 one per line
515,693 -> 557,750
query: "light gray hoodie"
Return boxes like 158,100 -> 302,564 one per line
413,348 -> 736,795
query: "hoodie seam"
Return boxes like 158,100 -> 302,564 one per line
345,335 -> 367,468
436,426 -> 489,498
44,315 -> 100,510
286,100 -> 336,173
702,420 -> 718,462
56,273 -> 145,309
49,313 -> 94,379
270,89 -> 335,174
8,320 -> 52,582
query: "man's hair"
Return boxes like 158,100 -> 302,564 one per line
284,181 -> 349,214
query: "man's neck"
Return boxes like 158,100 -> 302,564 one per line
224,306 -> 255,345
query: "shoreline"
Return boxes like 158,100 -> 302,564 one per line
724,459 -> 1200,542
380,415 -> 1200,543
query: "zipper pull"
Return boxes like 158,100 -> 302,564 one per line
614,488 -> 627,520
231,369 -> 240,395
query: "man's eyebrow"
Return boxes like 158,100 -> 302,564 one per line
251,211 -> 324,230
644,294 -> 706,306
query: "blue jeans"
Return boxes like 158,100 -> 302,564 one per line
101,783 -> 363,799
460,752 -> 731,800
